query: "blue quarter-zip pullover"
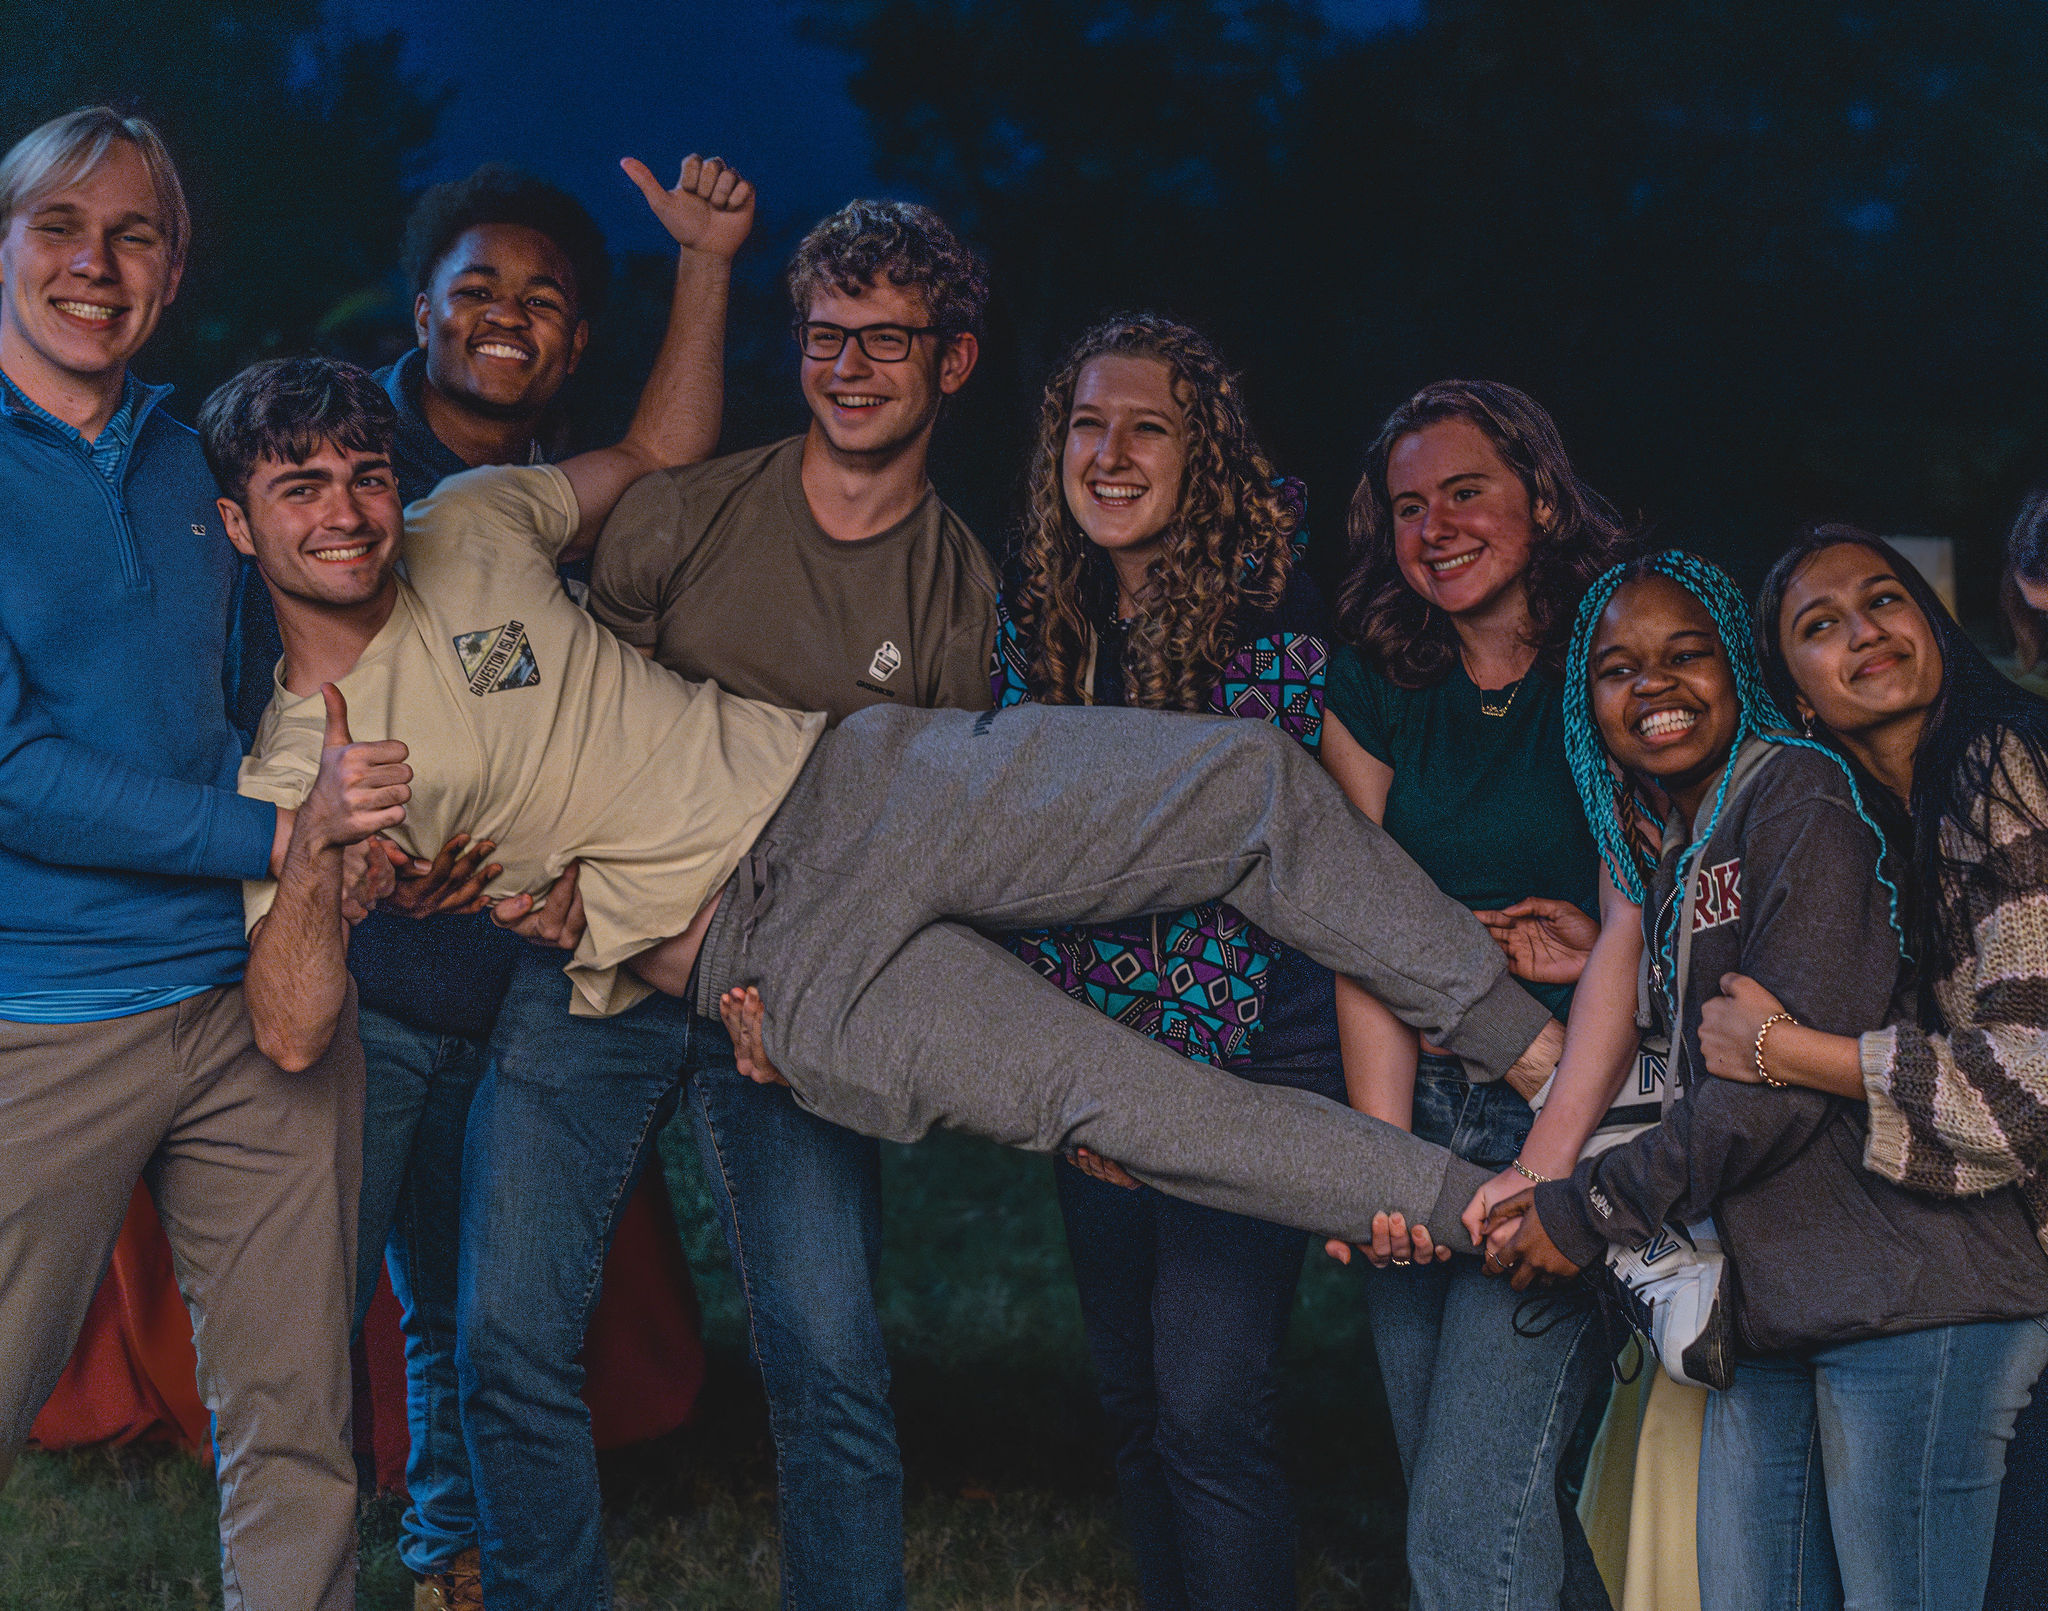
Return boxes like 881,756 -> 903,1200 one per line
0,373 -> 276,996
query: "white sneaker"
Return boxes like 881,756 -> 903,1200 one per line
1601,1219 -> 1734,1390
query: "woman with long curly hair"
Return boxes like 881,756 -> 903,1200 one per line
1319,379 -> 1640,1609
994,313 -> 1344,1610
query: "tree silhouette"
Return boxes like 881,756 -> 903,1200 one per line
808,0 -> 2048,613
0,0 -> 440,401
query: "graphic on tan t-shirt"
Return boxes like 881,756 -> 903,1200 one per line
453,621 -> 540,695
591,435 -> 998,724
237,464 -> 824,1018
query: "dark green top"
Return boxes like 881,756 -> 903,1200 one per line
1324,645 -> 1600,1017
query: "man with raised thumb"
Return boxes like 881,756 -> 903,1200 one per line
244,684 -> 411,1073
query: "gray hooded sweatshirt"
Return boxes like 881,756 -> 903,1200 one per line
1536,741 -> 2048,1354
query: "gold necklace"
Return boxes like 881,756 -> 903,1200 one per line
1477,675 -> 1525,719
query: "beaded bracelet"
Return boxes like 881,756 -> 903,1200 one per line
1753,1012 -> 1796,1088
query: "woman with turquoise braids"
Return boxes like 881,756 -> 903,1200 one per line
1320,378 -> 1638,1611
1489,550 -> 2048,1611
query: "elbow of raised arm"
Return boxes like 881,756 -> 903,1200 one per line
245,961 -> 339,1073
254,1017 -> 334,1075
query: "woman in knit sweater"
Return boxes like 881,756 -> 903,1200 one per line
1695,525 -> 2048,1610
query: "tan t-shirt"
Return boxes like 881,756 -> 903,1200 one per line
591,435 -> 998,724
238,464 -> 824,1018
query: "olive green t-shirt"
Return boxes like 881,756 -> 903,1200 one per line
1323,645 -> 1599,1017
591,435 -> 999,724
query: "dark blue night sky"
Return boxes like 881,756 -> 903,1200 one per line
326,0 -> 1418,253
330,0 -> 882,252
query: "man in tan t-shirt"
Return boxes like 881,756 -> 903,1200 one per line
236,459 -> 820,1018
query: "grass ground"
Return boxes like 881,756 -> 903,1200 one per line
2,1125 -> 1420,1610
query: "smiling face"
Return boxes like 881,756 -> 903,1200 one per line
0,138 -> 181,396
218,441 -> 405,614
1776,543 -> 1944,751
1589,574 -> 1743,816
1386,416 -> 1545,626
415,223 -> 587,419
798,277 -> 975,461
1060,354 -> 1188,567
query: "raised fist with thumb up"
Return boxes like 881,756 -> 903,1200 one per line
300,684 -> 411,854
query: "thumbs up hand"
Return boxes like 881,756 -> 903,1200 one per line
299,684 -> 411,856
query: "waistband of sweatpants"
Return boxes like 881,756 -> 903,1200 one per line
692,862 -> 754,1020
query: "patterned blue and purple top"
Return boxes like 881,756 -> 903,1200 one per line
993,500 -> 1339,1076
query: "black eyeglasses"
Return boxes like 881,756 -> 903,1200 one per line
794,320 -> 950,363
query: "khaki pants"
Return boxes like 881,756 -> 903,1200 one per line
0,985 -> 363,1611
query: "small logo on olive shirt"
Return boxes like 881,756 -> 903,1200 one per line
868,641 -> 902,681
454,621 -> 540,697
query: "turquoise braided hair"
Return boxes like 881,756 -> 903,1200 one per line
1561,551 -> 1907,1012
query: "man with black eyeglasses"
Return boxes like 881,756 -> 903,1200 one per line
459,199 -> 998,1611
595,197 -> 997,717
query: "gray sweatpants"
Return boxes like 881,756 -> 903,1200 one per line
696,703 -> 1546,1246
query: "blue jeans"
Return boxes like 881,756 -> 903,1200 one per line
1363,1059 -> 1613,1611
1057,1151 -> 1309,1611
354,1003 -> 486,1576
686,1030 -> 904,1611
1985,1361 -> 2048,1609
1699,1317 -> 2048,1610
459,947 -> 904,1611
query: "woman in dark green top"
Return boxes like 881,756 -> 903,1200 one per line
1317,380 -> 1639,1611
1323,648 -> 1596,1020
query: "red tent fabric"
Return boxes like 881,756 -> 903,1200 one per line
27,1181 -> 208,1452
32,1170 -> 704,1488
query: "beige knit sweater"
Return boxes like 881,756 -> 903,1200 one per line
1860,734 -> 2048,1249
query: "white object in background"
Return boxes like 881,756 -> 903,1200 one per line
1885,536 -> 1957,617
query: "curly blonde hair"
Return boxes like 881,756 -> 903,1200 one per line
1010,314 -> 1298,711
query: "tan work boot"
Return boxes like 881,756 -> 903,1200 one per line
413,1547 -> 484,1610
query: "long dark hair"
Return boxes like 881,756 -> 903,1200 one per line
1336,379 -> 1634,687
1009,313 -> 1297,711
2002,484 -> 2048,671
1756,525 -> 2048,1015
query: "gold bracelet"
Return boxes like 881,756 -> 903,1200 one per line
1511,1158 -> 1553,1185
1754,1012 -> 1796,1088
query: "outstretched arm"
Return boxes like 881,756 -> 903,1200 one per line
558,154 -> 756,550
1472,896 -> 1600,986
0,624 -> 281,880
246,687 -> 411,1072
1464,870 -> 1644,1249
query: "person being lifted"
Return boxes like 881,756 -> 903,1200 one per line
214,347 -> 1566,1610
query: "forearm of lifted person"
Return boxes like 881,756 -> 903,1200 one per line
557,248 -> 732,557
246,835 -> 353,1074
248,686 -> 411,1072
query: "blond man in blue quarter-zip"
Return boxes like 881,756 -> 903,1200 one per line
0,106 -> 367,1611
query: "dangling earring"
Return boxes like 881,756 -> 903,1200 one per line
1802,712 -> 1815,739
